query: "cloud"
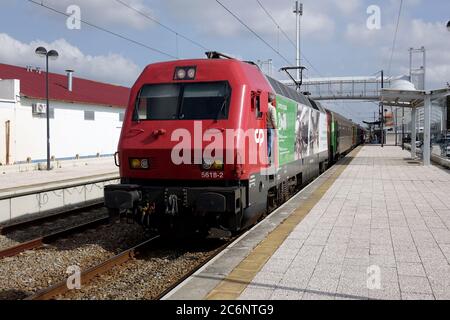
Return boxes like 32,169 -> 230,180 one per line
333,0 -> 362,15
345,23 -> 392,47
345,18 -> 450,88
37,0 -> 155,30
0,33 -> 140,86
162,0 -> 335,41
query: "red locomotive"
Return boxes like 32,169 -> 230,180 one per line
105,52 -> 364,237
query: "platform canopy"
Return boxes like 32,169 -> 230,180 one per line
381,82 -> 450,166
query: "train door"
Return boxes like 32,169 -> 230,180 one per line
251,90 -> 269,167
247,90 -> 270,220
335,120 -> 340,159
326,111 -> 332,167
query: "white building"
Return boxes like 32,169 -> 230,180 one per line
0,63 -> 130,165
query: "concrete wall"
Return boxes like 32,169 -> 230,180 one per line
0,79 -> 125,165
0,177 -> 120,223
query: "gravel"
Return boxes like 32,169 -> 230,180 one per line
58,239 -> 227,300
0,221 -> 147,300
0,208 -> 108,250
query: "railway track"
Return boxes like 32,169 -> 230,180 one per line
0,218 -> 146,300
0,201 -> 104,235
26,235 -> 161,300
11,164 -> 314,300
0,203 -> 109,251
26,234 -> 234,300
153,239 -> 232,300
0,216 -> 110,259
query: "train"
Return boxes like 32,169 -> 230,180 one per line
104,52 -> 365,237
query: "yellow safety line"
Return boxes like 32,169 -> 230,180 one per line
206,147 -> 362,300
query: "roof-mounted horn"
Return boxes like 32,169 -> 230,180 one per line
205,51 -> 258,67
205,51 -> 235,59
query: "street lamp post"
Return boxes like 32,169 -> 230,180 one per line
35,47 -> 58,171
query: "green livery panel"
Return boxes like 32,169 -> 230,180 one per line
275,94 -> 328,167
275,95 -> 297,166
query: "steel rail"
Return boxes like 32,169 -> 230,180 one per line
153,239 -> 233,300
0,216 -> 110,259
0,201 -> 105,235
25,235 -> 160,300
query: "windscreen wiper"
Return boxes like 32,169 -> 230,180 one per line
215,96 -> 228,121
215,86 -> 230,121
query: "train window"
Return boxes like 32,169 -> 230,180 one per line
133,82 -> 231,121
256,95 -> 263,119
180,82 -> 231,120
134,84 -> 180,120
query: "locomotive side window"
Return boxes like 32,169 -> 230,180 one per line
133,82 -> 231,121
256,95 -> 262,119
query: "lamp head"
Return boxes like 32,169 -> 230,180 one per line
35,46 -> 47,57
47,50 -> 59,60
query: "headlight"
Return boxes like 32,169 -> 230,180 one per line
174,66 -> 196,80
187,68 -> 196,79
140,158 -> 149,169
130,158 -> 150,169
176,68 -> 186,80
202,159 -> 223,171
202,159 -> 213,170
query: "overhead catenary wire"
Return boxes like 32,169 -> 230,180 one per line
215,0 -> 294,66
387,0 -> 404,75
255,0 -> 323,77
27,0 -> 178,59
113,0 -> 209,52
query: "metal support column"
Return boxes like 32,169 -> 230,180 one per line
411,107 -> 417,158
423,95 -> 431,165
402,107 -> 405,150
395,108 -> 398,146
294,2 -> 303,82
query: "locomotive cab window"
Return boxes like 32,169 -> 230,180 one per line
133,81 -> 231,121
135,84 -> 180,120
180,82 -> 230,120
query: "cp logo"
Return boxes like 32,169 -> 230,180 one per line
254,129 -> 264,145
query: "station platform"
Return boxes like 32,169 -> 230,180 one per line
0,158 -> 119,223
0,157 -> 118,196
164,145 -> 450,300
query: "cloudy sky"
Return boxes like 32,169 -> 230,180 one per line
0,0 -> 449,123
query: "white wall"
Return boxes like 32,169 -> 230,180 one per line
0,79 -> 19,165
0,79 -> 19,101
0,79 -> 125,164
